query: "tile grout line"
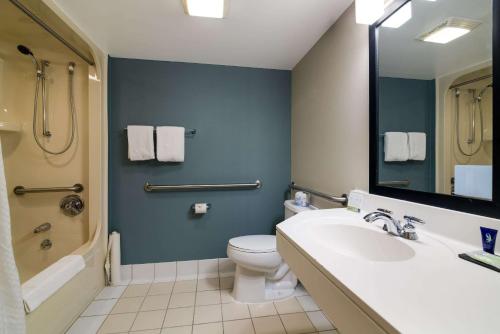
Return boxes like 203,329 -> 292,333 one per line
127,283 -> 152,332
159,282 -> 174,331
192,268 -> 199,333
93,286 -> 127,334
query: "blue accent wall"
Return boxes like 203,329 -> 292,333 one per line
108,57 -> 291,265
378,77 -> 436,192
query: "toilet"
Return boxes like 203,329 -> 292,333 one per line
227,200 -> 316,303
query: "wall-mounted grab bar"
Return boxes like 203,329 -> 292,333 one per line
14,183 -> 84,195
144,180 -> 262,192
290,182 -> 348,206
124,128 -> 197,136
378,180 -> 410,187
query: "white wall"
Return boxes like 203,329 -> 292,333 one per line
291,5 -> 369,207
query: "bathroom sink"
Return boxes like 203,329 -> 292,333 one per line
307,224 -> 415,262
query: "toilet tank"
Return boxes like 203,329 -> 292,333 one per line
284,200 -> 316,219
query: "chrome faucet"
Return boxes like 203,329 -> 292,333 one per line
363,210 -> 425,240
401,215 -> 425,240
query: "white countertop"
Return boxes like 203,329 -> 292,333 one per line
277,208 -> 500,334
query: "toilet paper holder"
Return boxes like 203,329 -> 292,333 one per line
191,203 -> 212,214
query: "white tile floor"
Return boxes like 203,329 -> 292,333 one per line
67,277 -> 339,334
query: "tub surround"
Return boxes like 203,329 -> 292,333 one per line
277,190 -> 500,334
108,57 -> 291,264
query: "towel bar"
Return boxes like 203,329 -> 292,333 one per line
124,128 -> 196,136
378,180 -> 410,187
144,180 -> 262,192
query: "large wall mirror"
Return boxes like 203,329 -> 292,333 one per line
369,0 -> 500,218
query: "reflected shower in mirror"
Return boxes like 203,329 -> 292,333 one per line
376,0 -> 493,200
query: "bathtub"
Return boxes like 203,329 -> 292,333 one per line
23,223 -> 105,334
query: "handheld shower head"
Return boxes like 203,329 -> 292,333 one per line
17,44 -> 40,72
17,44 -> 33,56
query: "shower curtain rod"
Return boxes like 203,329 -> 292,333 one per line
8,0 -> 95,66
449,74 -> 493,90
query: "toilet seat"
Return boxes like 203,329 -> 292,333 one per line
228,235 -> 277,253
227,235 -> 282,273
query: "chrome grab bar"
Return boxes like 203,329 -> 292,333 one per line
144,180 -> 262,192
290,182 -> 348,206
378,180 -> 410,187
14,183 -> 84,195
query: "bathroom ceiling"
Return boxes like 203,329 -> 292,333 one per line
379,0 -> 492,80
53,0 -> 354,70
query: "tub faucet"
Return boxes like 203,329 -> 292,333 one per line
34,222 -> 51,234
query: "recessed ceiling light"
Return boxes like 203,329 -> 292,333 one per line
382,2 -> 412,28
355,0 -> 385,25
418,18 -> 481,44
182,0 -> 226,19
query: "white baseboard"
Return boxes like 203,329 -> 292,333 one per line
117,258 -> 236,285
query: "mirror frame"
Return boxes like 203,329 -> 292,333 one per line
369,0 -> 500,218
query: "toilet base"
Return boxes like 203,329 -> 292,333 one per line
232,265 -> 297,303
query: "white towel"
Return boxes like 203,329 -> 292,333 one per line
22,255 -> 85,313
156,126 -> 185,162
0,138 -> 25,333
127,125 -> 155,161
384,132 -> 409,162
408,132 -> 426,161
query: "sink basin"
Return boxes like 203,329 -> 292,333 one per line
307,224 -> 415,262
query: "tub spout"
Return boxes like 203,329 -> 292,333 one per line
34,222 -> 51,234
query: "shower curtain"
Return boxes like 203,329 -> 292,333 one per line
0,138 -> 25,334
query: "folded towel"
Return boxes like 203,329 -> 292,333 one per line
156,126 -> 185,162
22,255 -> 85,313
408,132 -> 426,160
384,132 -> 409,162
127,125 -> 155,161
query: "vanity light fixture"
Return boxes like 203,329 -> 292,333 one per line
418,18 -> 481,44
382,1 -> 412,28
355,0 -> 385,25
182,0 -> 227,19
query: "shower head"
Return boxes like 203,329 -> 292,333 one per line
17,44 -> 40,71
17,44 -> 33,56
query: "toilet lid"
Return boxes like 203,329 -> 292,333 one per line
229,235 -> 277,253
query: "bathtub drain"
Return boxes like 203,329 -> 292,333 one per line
41,239 -> 52,250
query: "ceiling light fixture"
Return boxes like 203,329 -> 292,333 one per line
182,0 -> 226,19
382,2 -> 412,28
355,0 -> 385,25
418,18 -> 481,44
